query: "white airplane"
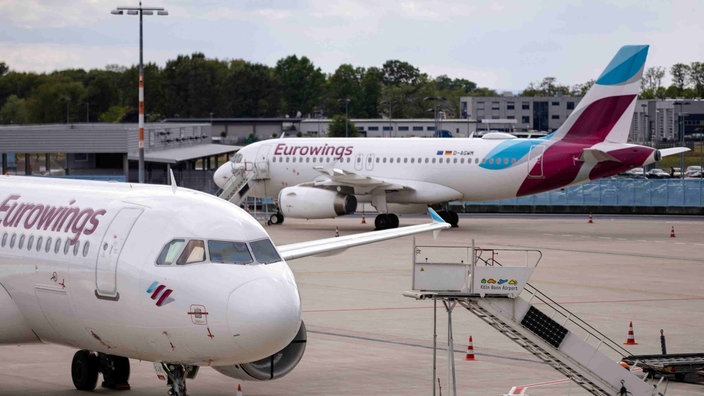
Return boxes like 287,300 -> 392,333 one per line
0,175 -> 448,395
214,45 -> 689,229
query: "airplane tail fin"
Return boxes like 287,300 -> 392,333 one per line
550,45 -> 649,145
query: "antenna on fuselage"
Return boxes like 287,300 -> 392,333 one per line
169,169 -> 178,193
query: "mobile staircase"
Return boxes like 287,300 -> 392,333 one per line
404,240 -> 665,396
218,163 -> 257,206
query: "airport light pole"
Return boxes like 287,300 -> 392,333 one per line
111,2 -> 168,183
424,96 -> 446,136
674,101 -> 690,177
337,98 -> 351,137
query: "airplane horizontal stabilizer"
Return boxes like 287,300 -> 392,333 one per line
578,148 -> 622,164
659,147 -> 690,157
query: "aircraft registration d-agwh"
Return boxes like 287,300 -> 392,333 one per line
214,45 -> 689,229
0,175 -> 449,395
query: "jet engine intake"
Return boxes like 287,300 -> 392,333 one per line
279,187 -> 356,218
213,321 -> 307,381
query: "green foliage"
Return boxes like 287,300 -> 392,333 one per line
521,77 -> 570,97
274,55 -> 325,117
0,95 -> 27,124
327,114 -> 358,137
100,105 -> 129,123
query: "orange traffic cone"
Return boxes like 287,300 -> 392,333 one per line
588,212 -> 593,224
670,226 -> 676,238
236,383 -> 243,396
464,336 -> 476,361
361,213 -> 366,224
624,321 -> 639,345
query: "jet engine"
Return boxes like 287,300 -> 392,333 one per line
213,321 -> 307,381
279,187 -> 357,219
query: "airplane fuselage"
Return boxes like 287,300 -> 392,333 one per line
237,136 -> 656,204
0,176 -> 301,366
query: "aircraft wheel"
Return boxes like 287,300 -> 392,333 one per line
101,354 -> 131,390
448,211 -> 459,228
269,213 -> 284,225
389,213 -> 400,229
374,214 -> 389,230
71,350 -> 99,391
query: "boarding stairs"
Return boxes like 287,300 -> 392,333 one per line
218,161 -> 264,206
405,242 -> 664,396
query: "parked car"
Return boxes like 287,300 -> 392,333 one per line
618,167 -> 646,178
670,167 -> 683,178
685,165 -> 702,178
647,168 -> 671,179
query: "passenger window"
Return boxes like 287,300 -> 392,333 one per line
36,236 -> 43,251
83,241 -> 90,257
10,234 -> 16,248
45,237 -> 53,253
156,239 -> 186,265
1,232 -> 6,247
64,238 -> 71,255
250,239 -> 282,264
54,238 -> 62,254
176,239 -> 206,265
208,240 -> 253,264
73,240 -> 80,256
18,234 -> 25,249
27,235 -> 34,251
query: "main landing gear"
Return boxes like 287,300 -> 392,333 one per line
267,211 -> 284,225
71,350 -> 130,391
436,210 -> 460,228
374,213 -> 399,230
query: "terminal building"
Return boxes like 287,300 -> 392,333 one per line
0,123 -> 236,192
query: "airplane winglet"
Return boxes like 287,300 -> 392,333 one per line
169,169 -> 178,193
427,207 -> 448,239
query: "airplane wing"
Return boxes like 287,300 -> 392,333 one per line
277,208 -> 450,261
312,165 -> 406,194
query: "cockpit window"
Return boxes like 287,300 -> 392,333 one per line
250,239 -> 281,264
233,153 -> 243,163
177,239 -> 206,265
208,240 -> 253,264
157,239 -> 186,265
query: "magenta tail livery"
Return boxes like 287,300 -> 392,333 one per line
0,175 -> 448,394
215,45 -> 689,229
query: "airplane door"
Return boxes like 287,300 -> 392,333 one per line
254,144 -> 271,179
95,207 -> 143,301
365,154 -> 375,171
528,145 -> 545,178
354,154 -> 364,171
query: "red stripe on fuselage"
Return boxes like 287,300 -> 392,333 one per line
518,95 -> 637,196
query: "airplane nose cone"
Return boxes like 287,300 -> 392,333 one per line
227,277 -> 301,360
214,163 -> 233,189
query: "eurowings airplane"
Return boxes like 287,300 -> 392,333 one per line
0,175 -> 448,395
213,45 -> 689,229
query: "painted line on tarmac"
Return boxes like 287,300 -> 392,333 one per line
307,329 -> 543,365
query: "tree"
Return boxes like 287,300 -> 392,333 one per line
670,63 -> 690,93
521,77 -> 570,97
688,61 -> 704,97
0,61 -> 8,77
381,60 -> 424,86
0,95 -> 27,124
224,60 -> 282,117
641,66 -> 665,97
25,76 -> 86,123
327,114 -> 358,137
274,55 -> 325,117
571,79 -> 594,96
359,67 -> 383,118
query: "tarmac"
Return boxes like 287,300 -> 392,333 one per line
1,213 -> 703,396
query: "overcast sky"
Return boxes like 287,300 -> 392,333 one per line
0,0 -> 701,92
